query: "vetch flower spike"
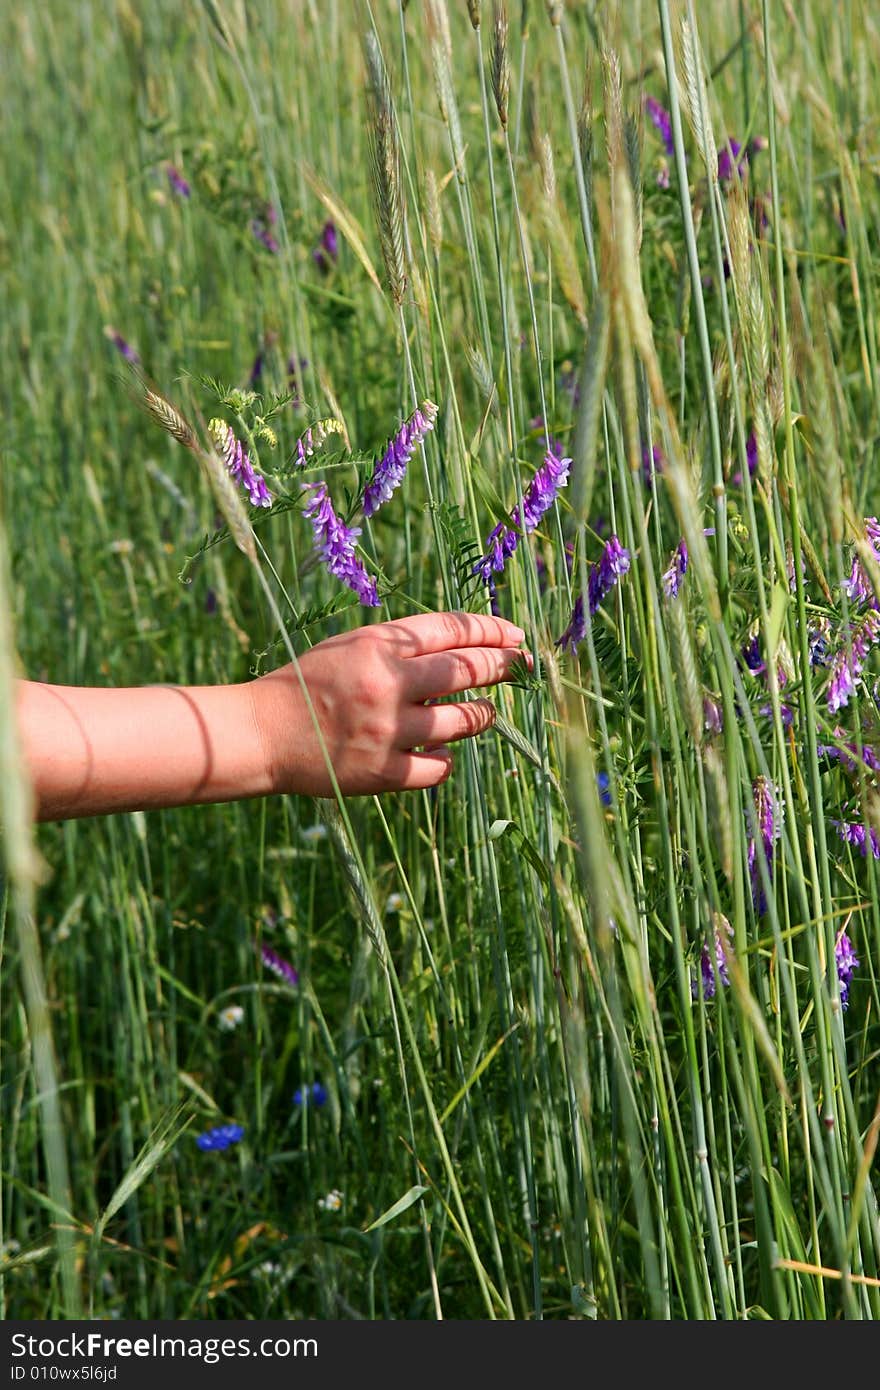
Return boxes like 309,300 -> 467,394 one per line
833,819 -> 880,860
302,482 -> 379,606
826,611 -> 880,713
166,164 -> 191,199
260,944 -> 299,989
748,776 -> 783,915
209,419 -> 273,509
556,536 -> 631,654
363,401 -> 438,518
645,96 -> 674,158
104,325 -> 140,365
661,540 -> 688,600
473,447 -> 572,583
691,915 -> 733,1001
291,418 -> 345,471
834,928 -> 859,1009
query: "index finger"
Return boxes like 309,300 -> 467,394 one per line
380,612 -> 525,657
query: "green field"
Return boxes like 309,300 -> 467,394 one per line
2,0 -> 880,1320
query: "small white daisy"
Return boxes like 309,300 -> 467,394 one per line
300,823 -> 328,844
217,1004 -> 245,1032
385,892 -> 405,914
317,1189 -> 344,1212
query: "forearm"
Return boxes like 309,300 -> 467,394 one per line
15,679 -> 273,821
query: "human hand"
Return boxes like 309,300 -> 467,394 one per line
250,611 -> 530,796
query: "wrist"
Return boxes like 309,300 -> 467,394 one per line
249,666 -> 305,797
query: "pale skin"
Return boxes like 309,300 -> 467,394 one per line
15,612 -> 530,822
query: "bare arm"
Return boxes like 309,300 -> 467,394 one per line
16,612 -> 528,821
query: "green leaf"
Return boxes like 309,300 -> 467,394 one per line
488,818 -> 550,885
363,1185 -> 429,1232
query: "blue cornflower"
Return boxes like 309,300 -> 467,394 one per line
597,771 -> 612,806
302,482 -> 379,607
293,1082 -> 328,1110
196,1123 -> 245,1152
363,400 -> 439,518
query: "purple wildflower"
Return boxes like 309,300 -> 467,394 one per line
642,443 -> 664,483
312,219 -> 339,272
818,734 -> 880,773
472,447 -> 572,582
260,943 -> 299,988
645,96 -> 674,158
827,611 -> 880,713
251,214 -> 280,254
717,138 -> 744,184
732,430 -> 758,485
103,325 -> 140,365
741,625 -> 766,677
834,929 -> 860,1010
363,400 -> 439,518
703,697 -> 724,734
196,1123 -> 245,1152
843,558 -> 874,606
833,819 -> 880,860
165,163 -> 191,199
661,539 -> 688,600
557,595 -> 586,655
759,702 -> 794,727
209,419 -> 273,508
748,776 -> 782,914
588,536 -> 631,615
302,482 -> 379,606
557,537 -> 631,654
842,518 -> 880,607
691,918 -> 732,1001
248,351 -> 264,388
809,617 -> 831,668
293,1082 -> 328,1109
717,136 -> 766,186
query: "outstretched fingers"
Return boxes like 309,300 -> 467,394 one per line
406,645 -> 530,701
382,611 -> 525,657
402,697 -> 496,749
394,748 -> 455,790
